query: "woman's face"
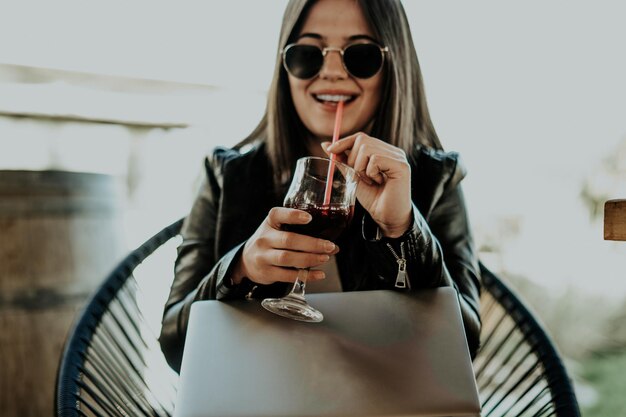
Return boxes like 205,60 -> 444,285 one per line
287,0 -> 384,144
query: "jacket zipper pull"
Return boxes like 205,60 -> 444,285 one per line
394,258 -> 408,289
245,285 -> 258,300
386,242 -> 410,290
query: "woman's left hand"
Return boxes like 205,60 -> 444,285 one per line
322,132 -> 412,238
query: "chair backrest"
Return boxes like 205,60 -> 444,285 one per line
55,218 -> 184,417
476,264 -> 581,416
56,219 -> 580,417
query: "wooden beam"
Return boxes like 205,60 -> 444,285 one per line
604,199 -> 626,241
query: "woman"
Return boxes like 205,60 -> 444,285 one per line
160,0 -> 481,372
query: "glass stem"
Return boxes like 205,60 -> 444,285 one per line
288,268 -> 309,300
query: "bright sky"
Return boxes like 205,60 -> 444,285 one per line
1,1 -> 625,297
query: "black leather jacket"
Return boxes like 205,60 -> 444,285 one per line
160,143 -> 481,372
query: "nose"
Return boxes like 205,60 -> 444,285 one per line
319,48 -> 348,80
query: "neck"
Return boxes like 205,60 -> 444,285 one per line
305,136 -> 329,158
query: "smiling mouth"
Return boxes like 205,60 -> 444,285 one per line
313,94 -> 356,105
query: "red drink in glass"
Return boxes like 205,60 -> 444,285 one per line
283,204 -> 354,241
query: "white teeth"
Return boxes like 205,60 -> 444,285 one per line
315,94 -> 352,102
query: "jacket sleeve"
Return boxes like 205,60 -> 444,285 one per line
159,154 -> 250,372
361,156 -> 482,358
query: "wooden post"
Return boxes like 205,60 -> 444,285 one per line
604,199 -> 626,241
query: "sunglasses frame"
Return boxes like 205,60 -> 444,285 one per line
281,42 -> 389,80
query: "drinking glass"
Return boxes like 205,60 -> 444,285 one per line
261,156 -> 358,322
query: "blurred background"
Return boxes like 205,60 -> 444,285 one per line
1,1 -> 625,415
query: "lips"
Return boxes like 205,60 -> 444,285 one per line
312,92 -> 357,105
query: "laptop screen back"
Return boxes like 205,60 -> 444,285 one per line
175,289 -> 480,417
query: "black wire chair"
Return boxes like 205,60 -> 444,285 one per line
476,265 -> 580,416
55,219 -> 581,417
55,219 -> 183,417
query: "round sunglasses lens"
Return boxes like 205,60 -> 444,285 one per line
284,45 -> 323,79
344,44 -> 383,78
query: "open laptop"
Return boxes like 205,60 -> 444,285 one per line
174,289 -> 480,417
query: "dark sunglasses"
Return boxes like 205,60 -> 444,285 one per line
282,42 -> 389,80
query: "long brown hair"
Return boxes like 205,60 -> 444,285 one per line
237,0 -> 441,190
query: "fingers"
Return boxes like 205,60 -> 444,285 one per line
251,240 -> 331,283
269,249 -> 331,269
323,133 -> 409,185
242,206 -> 344,285
352,147 -> 375,185
275,229 -> 337,253
323,132 -> 360,154
364,154 -> 409,184
242,234 -> 333,284
323,133 -> 406,164
265,208 -> 338,254
262,224 -> 338,282
321,141 -> 349,165
266,207 -> 311,229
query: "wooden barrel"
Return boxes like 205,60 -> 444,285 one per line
0,170 -> 125,416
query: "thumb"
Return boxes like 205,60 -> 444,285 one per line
320,141 -> 332,155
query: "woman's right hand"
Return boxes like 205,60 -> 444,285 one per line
231,207 -> 339,285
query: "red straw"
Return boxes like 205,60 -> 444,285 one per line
323,100 -> 344,206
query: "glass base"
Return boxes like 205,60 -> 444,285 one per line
261,294 -> 324,323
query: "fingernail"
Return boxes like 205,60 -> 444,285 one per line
319,254 -> 330,262
324,241 -> 336,252
312,271 -> 326,280
321,141 -> 330,150
301,212 -> 312,222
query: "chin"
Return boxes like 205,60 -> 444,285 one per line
306,124 -> 335,140
310,132 -> 333,142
